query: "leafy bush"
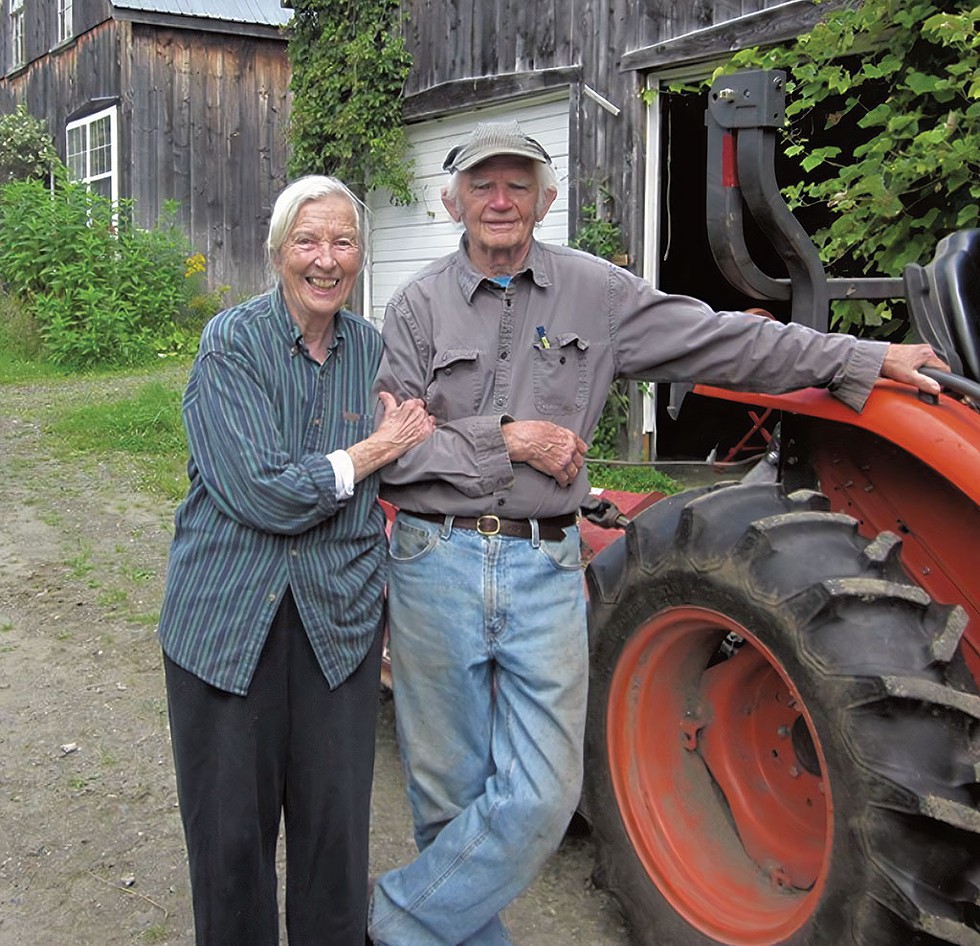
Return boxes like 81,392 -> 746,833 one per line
571,198 -> 628,264
0,180 -> 214,369
720,0 -> 979,333
0,104 -> 64,184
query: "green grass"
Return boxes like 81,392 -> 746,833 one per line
138,924 -> 170,944
49,379 -> 186,455
45,376 -> 190,500
587,461 -> 684,495
0,349 -> 64,383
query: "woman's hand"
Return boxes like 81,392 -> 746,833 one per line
346,391 -> 436,482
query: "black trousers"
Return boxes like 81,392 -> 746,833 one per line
164,588 -> 382,946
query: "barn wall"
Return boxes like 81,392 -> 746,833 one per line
125,24 -> 291,296
398,0 -> 815,270
0,0 -> 112,82
0,21 -> 121,148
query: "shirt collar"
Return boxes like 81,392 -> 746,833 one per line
454,236 -> 553,303
271,283 -> 349,358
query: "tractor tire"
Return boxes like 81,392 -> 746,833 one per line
584,483 -> 980,946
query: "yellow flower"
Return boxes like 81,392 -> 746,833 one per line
184,253 -> 206,278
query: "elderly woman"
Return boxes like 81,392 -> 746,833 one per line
158,176 -> 434,945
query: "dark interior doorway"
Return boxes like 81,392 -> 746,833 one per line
652,87 -> 789,460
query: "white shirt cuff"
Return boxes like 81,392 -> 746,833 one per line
326,449 -> 355,500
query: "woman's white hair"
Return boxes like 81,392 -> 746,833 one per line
266,175 -> 367,273
442,160 -> 559,219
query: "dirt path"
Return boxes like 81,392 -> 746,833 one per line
0,374 -> 630,945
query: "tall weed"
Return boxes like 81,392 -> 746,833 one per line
0,180 -> 214,369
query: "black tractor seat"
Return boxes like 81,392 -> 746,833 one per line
904,228 -> 980,383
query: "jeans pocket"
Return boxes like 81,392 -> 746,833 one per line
389,515 -> 441,563
536,527 -> 583,571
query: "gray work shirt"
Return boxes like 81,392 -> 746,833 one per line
375,238 -> 887,519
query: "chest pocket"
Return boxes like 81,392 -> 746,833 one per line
337,407 -> 371,450
426,348 -> 481,418
533,334 -> 590,415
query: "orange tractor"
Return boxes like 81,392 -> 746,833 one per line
580,70 -> 980,945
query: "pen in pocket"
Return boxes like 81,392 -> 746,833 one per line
536,325 -> 551,349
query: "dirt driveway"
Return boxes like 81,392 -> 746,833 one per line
0,374 -> 630,945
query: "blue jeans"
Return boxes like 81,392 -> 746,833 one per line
369,513 -> 588,946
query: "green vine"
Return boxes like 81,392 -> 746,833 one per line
286,0 -> 415,202
716,0 -> 979,335
570,186 -> 628,264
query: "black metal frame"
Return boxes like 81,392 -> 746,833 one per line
705,70 -> 904,333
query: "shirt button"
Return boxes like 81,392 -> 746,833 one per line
291,548 -> 300,557
494,395 -> 505,406
267,593 -> 276,603
497,498 -> 505,507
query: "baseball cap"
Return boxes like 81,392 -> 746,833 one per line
442,121 -> 552,173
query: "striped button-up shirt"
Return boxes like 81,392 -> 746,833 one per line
157,286 -> 386,695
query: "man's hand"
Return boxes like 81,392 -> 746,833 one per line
501,420 -> 588,488
347,391 -> 436,482
880,343 -> 949,397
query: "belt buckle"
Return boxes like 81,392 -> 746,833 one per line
476,514 -> 501,536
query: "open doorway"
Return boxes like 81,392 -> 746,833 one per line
652,84 -> 788,460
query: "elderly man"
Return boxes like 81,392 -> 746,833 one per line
367,121 -> 944,946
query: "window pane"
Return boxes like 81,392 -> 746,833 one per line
58,0 -> 73,42
66,125 -> 87,180
66,108 -> 116,202
12,11 -> 24,64
90,177 -> 113,201
89,117 -> 112,176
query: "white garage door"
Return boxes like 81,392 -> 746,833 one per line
365,92 -> 571,325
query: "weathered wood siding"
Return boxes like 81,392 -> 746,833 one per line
0,0 -> 112,77
0,22 -> 121,152
399,0 -> 819,267
126,24 -> 291,295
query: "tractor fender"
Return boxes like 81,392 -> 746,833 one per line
695,382 -> 980,507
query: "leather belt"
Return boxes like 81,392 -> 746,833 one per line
406,511 -> 577,541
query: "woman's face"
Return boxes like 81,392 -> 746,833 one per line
276,194 -> 362,329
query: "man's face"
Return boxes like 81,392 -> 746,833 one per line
276,195 -> 362,329
442,155 -> 556,272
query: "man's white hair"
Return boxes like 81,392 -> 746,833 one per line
443,160 -> 559,219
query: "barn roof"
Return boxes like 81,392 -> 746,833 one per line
111,0 -> 292,28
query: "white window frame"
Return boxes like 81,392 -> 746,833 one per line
10,0 -> 25,67
57,0 -> 73,43
66,106 -> 120,204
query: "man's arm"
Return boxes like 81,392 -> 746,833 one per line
374,302 -> 515,497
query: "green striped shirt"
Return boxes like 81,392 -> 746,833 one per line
157,286 -> 385,694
